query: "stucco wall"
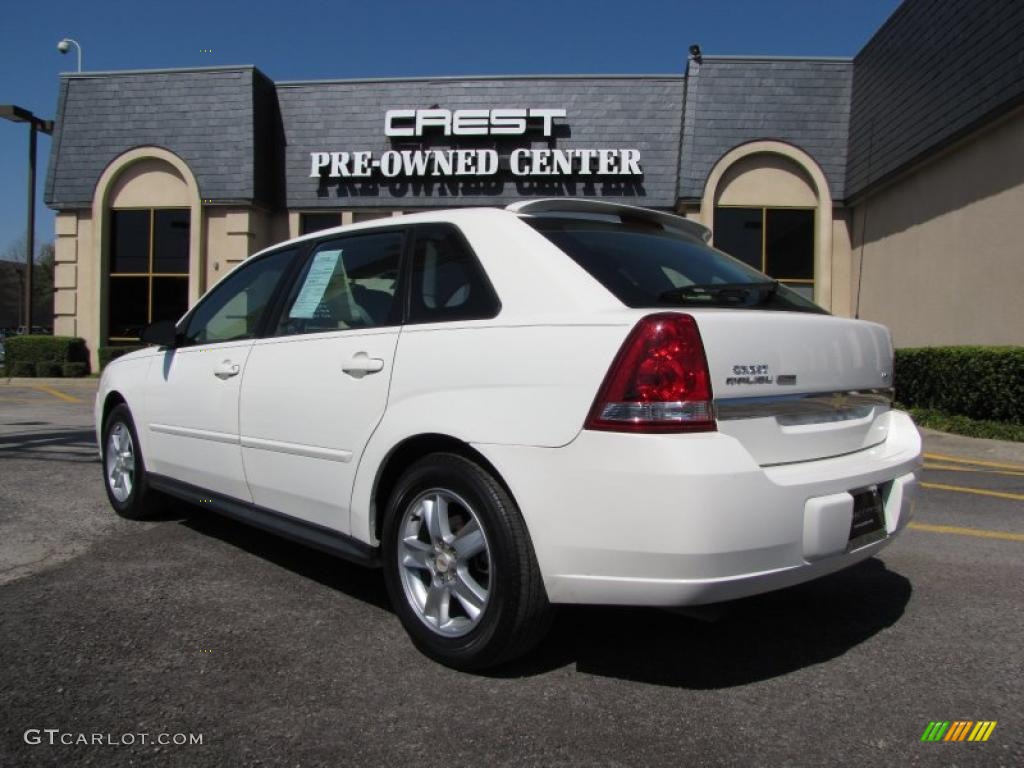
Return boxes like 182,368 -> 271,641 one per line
53,212 -> 96,368
205,208 -> 282,288
714,154 -> 818,208
851,106 -> 1024,347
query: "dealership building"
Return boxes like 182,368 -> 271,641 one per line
44,0 -> 1023,369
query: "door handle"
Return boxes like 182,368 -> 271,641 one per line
214,360 -> 240,379
342,352 -> 385,377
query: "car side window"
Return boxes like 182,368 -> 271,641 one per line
276,231 -> 403,336
408,225 -> 499,323
181,249 -> 296,345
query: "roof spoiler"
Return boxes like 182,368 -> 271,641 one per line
506,198 -> 712,242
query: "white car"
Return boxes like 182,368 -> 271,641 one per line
96,199 -> 921,670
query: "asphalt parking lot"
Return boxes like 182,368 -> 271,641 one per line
1,380 -> 1021,767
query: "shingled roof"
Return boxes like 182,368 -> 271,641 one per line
679,57 -> 853,201
846,0 -> 1024,199
44,66 -> 277,208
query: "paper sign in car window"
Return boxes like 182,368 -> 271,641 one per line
290,249 -> 341,318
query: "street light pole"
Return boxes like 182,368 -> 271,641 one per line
26,120 -> 37,332
0,105 -> 54,333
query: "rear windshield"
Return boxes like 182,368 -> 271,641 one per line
526,215 -> 826,314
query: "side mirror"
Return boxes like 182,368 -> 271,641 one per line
140,320 -> 181,348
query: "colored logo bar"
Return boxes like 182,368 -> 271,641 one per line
921,721 -> 997,742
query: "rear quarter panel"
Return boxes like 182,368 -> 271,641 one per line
348,320 -> 630,543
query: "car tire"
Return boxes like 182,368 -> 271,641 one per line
381,452 -> 553,671
102,403 -> 163,520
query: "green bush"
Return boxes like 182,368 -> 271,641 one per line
5,335 -> 90,379
62,362 -> 89,378
907,407 -> 1024,443
10,361 -> 36,377
35,361 -> 63,377
99,345 -> 145,370
895,346 -> 1024,425
5,335 -> 89,366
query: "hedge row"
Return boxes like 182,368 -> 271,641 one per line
4,336 -> 90,378
894,346 -> 1023,424
6,361 -> 89,378
99,345 -> 145,370
908,407 -> 1024,443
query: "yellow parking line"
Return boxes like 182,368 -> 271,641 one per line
32,385 -> 82,404
908,522 -> 1024,543
920,481 -> 1024,502
923,463 -> 1024,478
923,452 -> 1024,472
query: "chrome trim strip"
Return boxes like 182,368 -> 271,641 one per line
149,423 -> 239,445
758,436 -> 889,467
715,388 -> 894,422
240,436 -> 353,463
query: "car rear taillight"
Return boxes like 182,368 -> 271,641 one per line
585,313 -> 715,433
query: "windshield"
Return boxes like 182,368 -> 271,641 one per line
525,216 -> 826,313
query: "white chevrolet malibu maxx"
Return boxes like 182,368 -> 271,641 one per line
96,199 -> 921,670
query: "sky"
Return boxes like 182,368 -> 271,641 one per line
0,0 -> 902,260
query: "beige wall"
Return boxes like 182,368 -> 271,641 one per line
204,209 -> 267,288
53,212 -> 83,339
108,160 -> 190,208
53,211 -> 97,365
715,154 -> 818,208
831,207 -> 853,318
851,105 -> 1024,347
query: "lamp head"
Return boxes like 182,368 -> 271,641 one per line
57,39 -> 71,54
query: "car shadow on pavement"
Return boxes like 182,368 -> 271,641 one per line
0,426 -> 100,464
495,557 -> 912,687
179,509 -> 392,611
169,502 -> 911,687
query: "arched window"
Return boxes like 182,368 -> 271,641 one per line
107,206 -> 190,341
94,151 -> 202,345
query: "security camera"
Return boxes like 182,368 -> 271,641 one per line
57,40 -> 71,54
688,44 -> 702,60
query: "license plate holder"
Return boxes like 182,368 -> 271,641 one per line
847,485 -> 886,550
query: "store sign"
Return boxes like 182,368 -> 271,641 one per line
384,107 -> 567,137
309,107 -> 642,179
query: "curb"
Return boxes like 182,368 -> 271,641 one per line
919,427 -> 1024,467
2,377 -> 99,388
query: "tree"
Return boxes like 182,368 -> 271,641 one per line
0,238 -> 55,331
33,242 -> 55,327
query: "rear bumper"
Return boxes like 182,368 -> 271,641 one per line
475,409 -> 922,606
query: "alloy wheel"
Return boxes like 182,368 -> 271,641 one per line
397,488 -> 492,637
106,422 -> 135,503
